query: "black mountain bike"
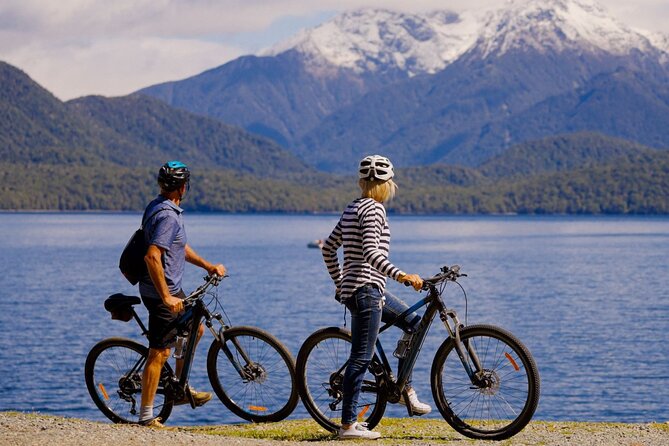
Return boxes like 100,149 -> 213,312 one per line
85,275 -> 299,424
296,265 -> 540,440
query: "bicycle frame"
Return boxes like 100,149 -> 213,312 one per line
362,278 -> 485,412
126,276 -> 260,407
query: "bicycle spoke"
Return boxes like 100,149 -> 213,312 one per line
86,339 -> 173,424
298,329 -> 386,432
210,330 -> 295,420
436,327 -> 536,437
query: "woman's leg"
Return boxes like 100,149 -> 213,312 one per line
382,291 -> 420,385
381,291 -> 432,415
341,285 -> 383,426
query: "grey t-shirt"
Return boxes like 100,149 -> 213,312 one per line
138,195 -> 186,300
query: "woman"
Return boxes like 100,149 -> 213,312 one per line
321,155 -> 430,440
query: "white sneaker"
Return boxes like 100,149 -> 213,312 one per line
398,388 -> 432,415
338,422 -> 381,440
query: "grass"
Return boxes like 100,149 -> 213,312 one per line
185,418 -> 669,443
188,418 -> 470,443
187,418 -> 462,442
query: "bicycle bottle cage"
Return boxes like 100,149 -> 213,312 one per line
104,293 -> 141,322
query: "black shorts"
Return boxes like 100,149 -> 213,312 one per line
141,290 -> 187,349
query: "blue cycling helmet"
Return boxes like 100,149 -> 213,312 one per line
158,161 -> 190,191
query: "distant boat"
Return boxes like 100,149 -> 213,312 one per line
307,239 -> 324,249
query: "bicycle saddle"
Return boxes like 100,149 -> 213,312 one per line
104,293 -> 141,321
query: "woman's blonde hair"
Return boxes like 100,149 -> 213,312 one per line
359,178 -> 398,203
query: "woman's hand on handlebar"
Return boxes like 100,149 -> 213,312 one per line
401,273 -> 423,291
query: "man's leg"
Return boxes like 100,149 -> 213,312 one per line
139,295 -> 177,424
174,322 -> 205,375
140,347 -> 171,422
173,323 -> 212,406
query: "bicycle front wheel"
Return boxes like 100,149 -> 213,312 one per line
431,324 -> 540,440
296,327 -> 387,433
207,326 -> 298,422
84,337 -> 174,424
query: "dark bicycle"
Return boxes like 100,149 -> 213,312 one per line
296,265 -> 540,440
85,275 -> 299,424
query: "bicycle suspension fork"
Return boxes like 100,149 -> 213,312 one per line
206,316 -> 257,382
439,305 -> 485,385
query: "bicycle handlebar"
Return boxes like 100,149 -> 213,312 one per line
183,274 -> 226,305
420,265 -> 466,291
401,265 -> 466,290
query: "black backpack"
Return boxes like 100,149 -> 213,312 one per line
119,208 -> 172,285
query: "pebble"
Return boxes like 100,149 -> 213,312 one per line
2,412 -> 669,446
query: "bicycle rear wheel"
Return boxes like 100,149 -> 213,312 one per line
296,327 -> 387,433
84,337 -> 174,424
431,324 -> 540,440
207,326 -> 298,422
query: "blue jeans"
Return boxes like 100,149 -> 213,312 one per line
341,285 -> 421,425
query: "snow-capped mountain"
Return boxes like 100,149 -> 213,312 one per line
263,8 -> 480,76
139,0 -> 669,170
265,0 -> 667,73
473,0 -> 659,59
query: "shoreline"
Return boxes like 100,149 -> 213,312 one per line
2,412 -> 668,446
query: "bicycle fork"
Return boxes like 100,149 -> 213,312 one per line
439,309 -> 485,386
207,319 -> 259,383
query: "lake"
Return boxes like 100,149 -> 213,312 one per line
0,213 -> 667,426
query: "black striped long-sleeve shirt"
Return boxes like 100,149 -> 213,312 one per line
322,197 -> 404,302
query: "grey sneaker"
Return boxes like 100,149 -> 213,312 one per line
398,388 -> 432,415
338,422 -> 381,440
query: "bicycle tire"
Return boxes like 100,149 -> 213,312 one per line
84,337 -> 174,424
431,324 -> 540,440
207,326 -> 298,422
296,327 -> 388,433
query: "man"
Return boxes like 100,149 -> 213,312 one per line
138,161 -> 226,427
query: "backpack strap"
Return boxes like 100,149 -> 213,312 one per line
140,206 -> 176,230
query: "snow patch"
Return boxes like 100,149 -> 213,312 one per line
263,0 -> 667,74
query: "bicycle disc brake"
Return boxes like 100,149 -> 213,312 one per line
471,369 -> 501,395
242,362 -> 267,384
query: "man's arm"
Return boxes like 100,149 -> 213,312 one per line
185,244 -> 226,277
145,244 -> 184,313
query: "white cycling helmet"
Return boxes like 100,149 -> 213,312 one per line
358,155 -> 394,181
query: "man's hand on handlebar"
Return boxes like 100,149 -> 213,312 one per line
207,263 -> 226,278
164,294 -> 185,314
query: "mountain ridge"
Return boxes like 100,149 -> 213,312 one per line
137,0 -> 669,169
0,60 -> 310,177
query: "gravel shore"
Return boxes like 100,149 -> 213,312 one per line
2,412 -> 668,446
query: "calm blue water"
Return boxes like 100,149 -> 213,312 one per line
1,213 -> 668,425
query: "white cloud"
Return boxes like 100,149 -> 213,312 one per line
0,0 -> 667,100
2,36 -> 245,100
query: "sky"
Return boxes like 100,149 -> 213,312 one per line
1,0 -> 667,101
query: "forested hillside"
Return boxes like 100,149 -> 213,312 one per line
0,61 -> 309,176
3,134 -> 668,214
2,61 -> 667,214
